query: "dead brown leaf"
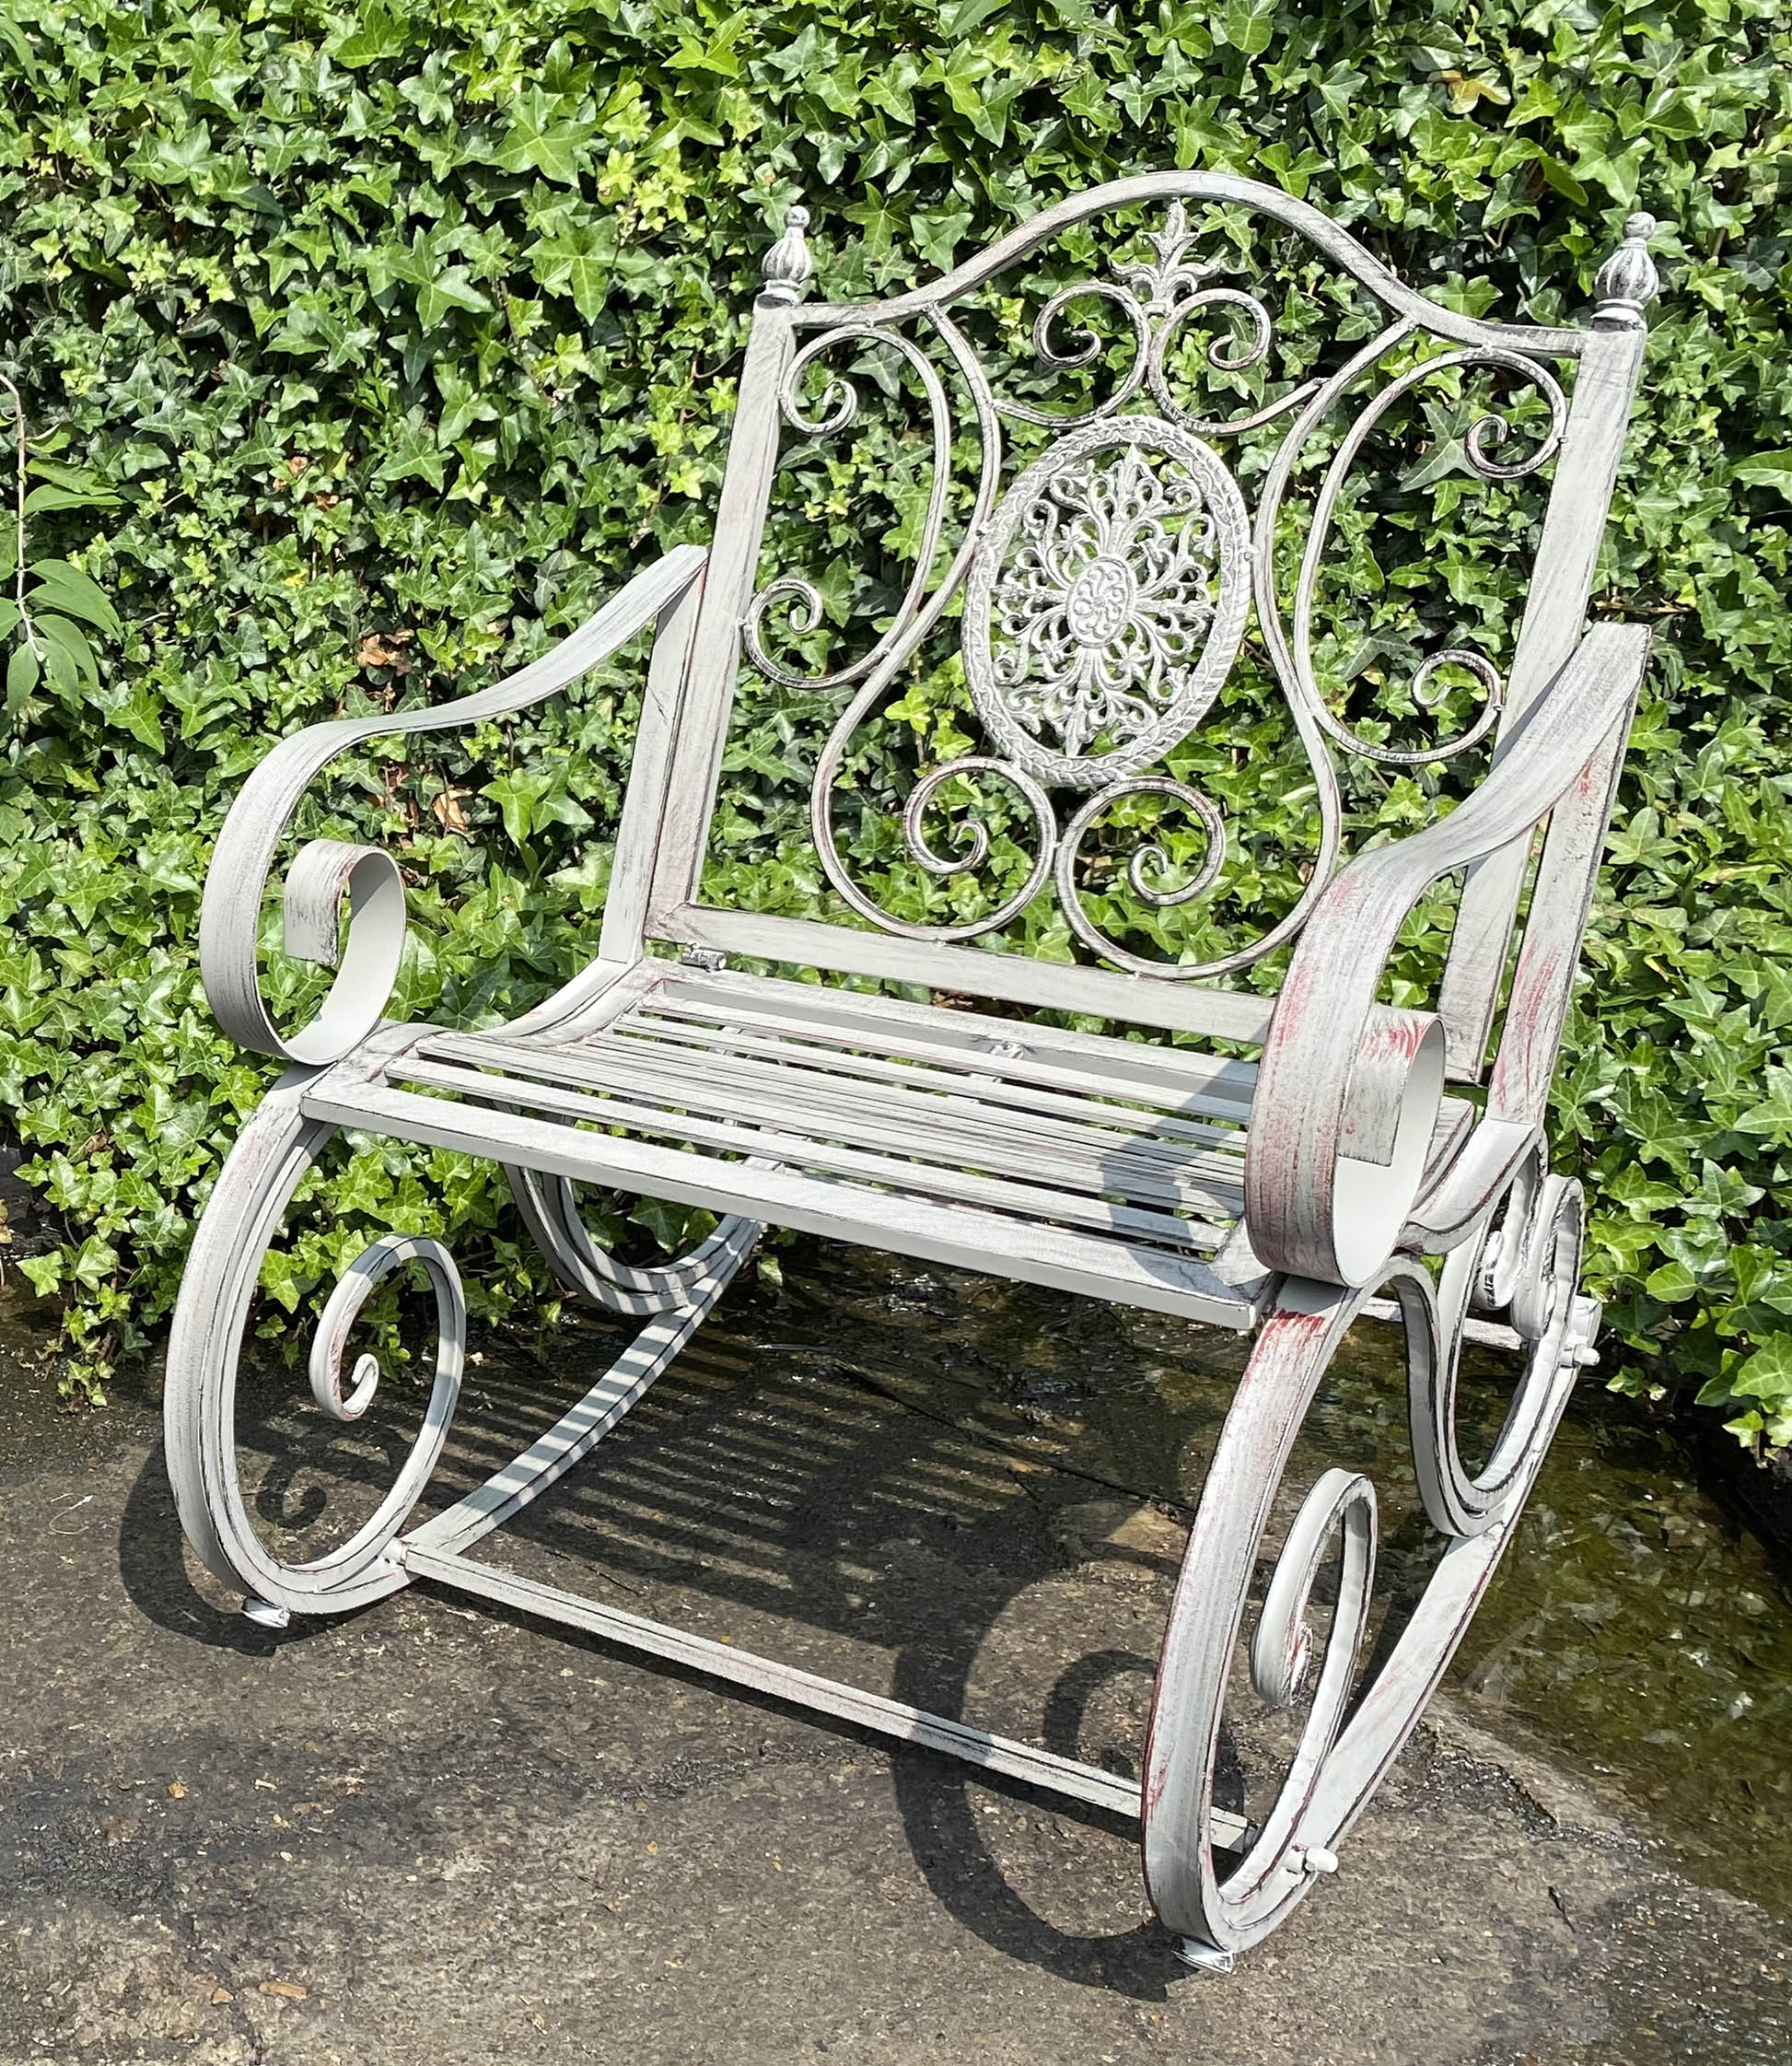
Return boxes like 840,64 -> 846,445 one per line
356,629 -> 415,671
1437,67 -> 1509,111
432,784 -> 471,835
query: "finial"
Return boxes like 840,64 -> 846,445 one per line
761,201 -> 813,307
1592,210 -> 1659,333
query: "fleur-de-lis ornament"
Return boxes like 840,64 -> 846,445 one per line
1114,201 -> 1214,315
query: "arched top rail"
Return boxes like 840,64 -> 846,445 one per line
786,170 -> 1590,360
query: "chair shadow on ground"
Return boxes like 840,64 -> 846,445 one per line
117,1407 -> 407,1657
119,1243 -> 1424,1999
463,1278 -> 1193,1996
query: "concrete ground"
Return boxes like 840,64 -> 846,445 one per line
1,1248 -> 1787,2066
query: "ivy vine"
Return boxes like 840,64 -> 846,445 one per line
0,0 -> 1784,1453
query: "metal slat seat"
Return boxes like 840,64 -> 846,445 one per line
306,965 -> 1275,1326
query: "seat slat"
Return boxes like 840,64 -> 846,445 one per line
546,1030 -> 1243,1212
389,1052 -> 1235,1249
608,1010 -> 1242,1150
646,968 -> 1261,1113
301,1077 -> 1260,1328
600,1021 -> 1242,1185
425,1025 -> 1246,1211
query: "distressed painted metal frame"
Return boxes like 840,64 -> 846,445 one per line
163,172 -> 1659,1972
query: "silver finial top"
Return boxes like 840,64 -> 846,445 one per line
761,202 -> 813,307
1593,210 -> 1659,333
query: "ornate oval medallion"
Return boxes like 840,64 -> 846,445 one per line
962,415 -> 1251,789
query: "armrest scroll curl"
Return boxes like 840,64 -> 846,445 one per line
198,544 -> 708,1065
1244,620 -> 1650,1286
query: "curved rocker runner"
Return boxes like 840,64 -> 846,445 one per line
164,171 -> 1660,1968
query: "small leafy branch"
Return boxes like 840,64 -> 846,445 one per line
0,378 -> 121,721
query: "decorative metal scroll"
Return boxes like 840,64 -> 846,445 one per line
1004,199 -> 1323,438
745,196 -> 1574,980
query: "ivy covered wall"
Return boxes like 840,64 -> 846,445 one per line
0,0 -> 1786,1443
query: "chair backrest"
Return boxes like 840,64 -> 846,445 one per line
628,172 -> 1656,1055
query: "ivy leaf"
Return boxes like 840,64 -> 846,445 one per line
527,221 -> 616,321
29,561 -> 122,638
69,1234 -> 120,1290
414,264 -> 494,331
1218,0 -> 1276,56
1735,1067 -> 1792,1145
111,684 -> 167,753
1646,1259 -> 1697,1302
334,6 -> 411,67
911,207 -> 974,272
125,123 -> 216,188
18,1254 -> 62,1298
1728,1336 -> 1792,1407
1537,157 -> 1589,206
496,90 -> 596,187
630,1196 -> 714,1252
668,10 -> 751,76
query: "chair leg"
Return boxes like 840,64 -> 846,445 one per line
1141,1167 -> 1596,1963
164,1088 -> 430,1621
163,1090 -> 758,1624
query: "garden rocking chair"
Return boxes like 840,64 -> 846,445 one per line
165,171 -> 1660,1967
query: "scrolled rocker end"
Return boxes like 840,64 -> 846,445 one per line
1247,998 -> 1447,1289
271,837 -> 410,1068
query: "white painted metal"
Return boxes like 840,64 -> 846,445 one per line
199,545 -> 707,1065
162,173 -> 1658,1970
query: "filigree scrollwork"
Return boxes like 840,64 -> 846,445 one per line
309,1233 -> 462,1425
1005,201 -> 1321,437
1411,1150 -> 1590,1539
1054,777 -> 1227,974
963,417 -> 1251,788
1249,1466 -> 1377,1712
902,756 -> 1058,903
743,323 -> 955,693
1291,346 -> 1566,768
819,753 -> 1056,945
773,213 -> 1577,980
1024,280 -> 1150,416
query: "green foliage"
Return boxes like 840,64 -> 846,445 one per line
0,0 -> 1785,1442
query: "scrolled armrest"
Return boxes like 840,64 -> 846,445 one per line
198,543 -> 707,1064
1245,620 -> 1649,1285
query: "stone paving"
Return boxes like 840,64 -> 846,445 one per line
1,1258 -> 1787,2066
